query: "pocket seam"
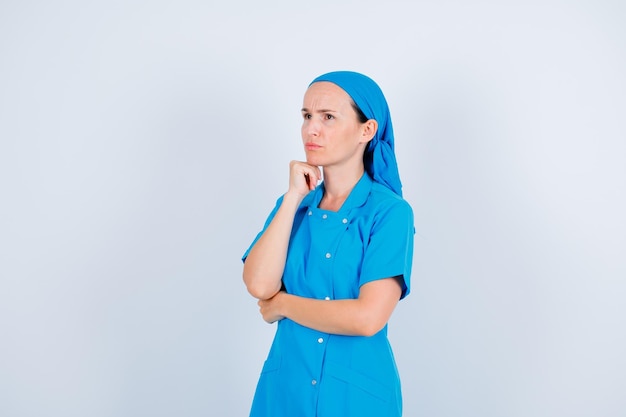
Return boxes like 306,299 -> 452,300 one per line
324,361 -> 391,402
260,356 -> 281,374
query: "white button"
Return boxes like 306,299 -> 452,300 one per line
325,253 -> 331,259
318,337 -> 324,343
342,218 -> 348,224
324,296 -> 330,300
311,379 -> 317,385
322,214 -> 328,219
308,211 -> 312,216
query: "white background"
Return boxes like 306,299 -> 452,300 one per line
1,1 -> 625,416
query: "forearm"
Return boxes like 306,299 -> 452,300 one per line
281,295 -> 375,336
269,278 -> 402,336
243,192 -> 303,300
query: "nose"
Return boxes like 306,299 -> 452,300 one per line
304,117 -> 320,137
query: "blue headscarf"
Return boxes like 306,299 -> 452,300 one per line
309,71 -> 403,196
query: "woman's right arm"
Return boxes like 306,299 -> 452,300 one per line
242,161 -> 321,300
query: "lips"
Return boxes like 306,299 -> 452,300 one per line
305,143 -> 322,150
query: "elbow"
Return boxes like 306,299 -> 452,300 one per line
243,272 -> 280,300
246,283 -> 279,300
358,322 -> 386,337
353,314 -> 387,337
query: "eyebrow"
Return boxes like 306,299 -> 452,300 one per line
301,108 -> 338,113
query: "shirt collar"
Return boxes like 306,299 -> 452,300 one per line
310,172 -> 373,213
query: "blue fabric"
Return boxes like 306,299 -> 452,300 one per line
310,71 -> 403,196
243,173 -> 414,416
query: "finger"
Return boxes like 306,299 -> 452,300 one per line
305,168 -> 321,190
304,172 -> 317,190
305,173 -> 314,190
291,161 -> 319,179
312,166 -> 322,186
289,161 -> 321,193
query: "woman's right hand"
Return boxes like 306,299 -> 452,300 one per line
243,161 -> 319,300
288,160 -> 321,197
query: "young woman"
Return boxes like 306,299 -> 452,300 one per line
242,71 -> 414,417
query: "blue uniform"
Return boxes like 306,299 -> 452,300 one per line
243,173 -> 414,417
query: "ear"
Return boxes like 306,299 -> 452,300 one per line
360,119 -> 378,143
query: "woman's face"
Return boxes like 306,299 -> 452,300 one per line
301,82 -> 374,169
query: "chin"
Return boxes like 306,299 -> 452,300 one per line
305,155 -> 325,167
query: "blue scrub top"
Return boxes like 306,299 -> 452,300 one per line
243,173 -> 414,417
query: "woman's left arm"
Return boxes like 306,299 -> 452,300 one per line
258,277 -> 402,337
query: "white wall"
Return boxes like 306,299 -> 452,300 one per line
1,1 -> 624,416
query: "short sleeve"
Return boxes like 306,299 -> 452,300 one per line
241,195 -> 284,263
359,200 -> 414,299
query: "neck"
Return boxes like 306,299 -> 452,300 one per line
319,164 -> 364,211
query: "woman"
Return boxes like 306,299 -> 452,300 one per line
242,71 -> 414,417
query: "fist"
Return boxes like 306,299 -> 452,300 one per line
258,291 -> 287,324
288,161 -> 321,196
